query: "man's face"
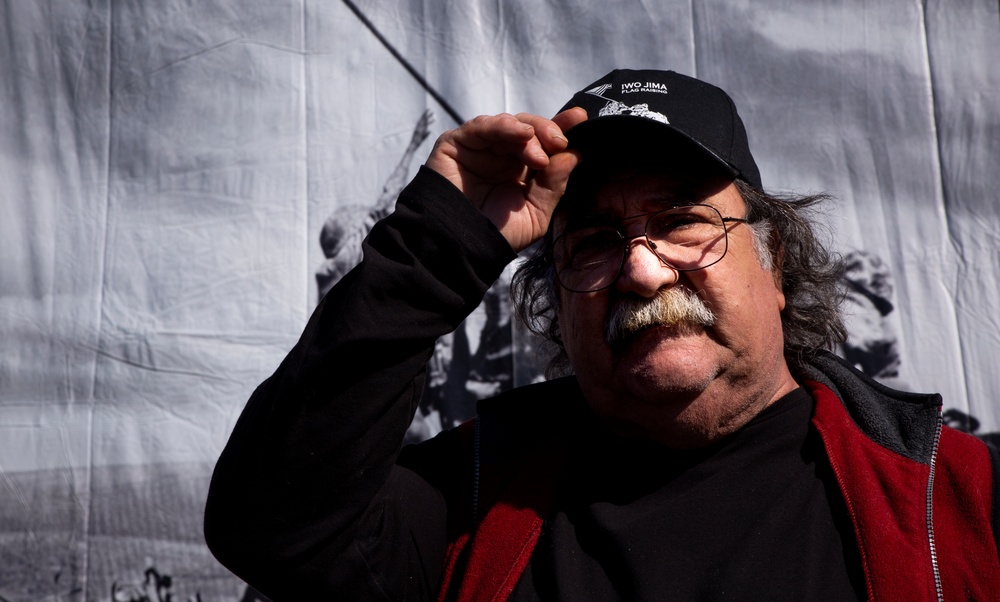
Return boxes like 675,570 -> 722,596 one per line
553,170 -> 797,448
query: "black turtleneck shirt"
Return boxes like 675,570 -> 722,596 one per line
512,387 -> 865,600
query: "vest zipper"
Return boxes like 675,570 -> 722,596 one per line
472,417 -> 481,525
926,412 -> 944,601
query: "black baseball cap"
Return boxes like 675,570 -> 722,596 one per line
560,69 -> 762,189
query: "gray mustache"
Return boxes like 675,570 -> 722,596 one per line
605,288 -> 716,344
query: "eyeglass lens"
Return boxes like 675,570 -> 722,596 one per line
553,204 -> 731,292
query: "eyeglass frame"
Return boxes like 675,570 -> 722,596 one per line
550,203 -> 751,293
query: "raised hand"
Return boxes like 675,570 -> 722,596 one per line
425,108 -> 587,252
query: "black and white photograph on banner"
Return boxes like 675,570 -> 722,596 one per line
2,0 -> 999,599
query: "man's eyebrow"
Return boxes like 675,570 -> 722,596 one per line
642,195 -> 698,209
558,211 -> 619,231
562,196 -> 698,225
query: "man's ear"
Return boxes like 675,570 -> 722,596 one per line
771,242 -> 786,301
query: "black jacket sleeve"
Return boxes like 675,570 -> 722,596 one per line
204,167 -> 517,600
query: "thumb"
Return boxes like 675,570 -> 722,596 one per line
525,149 -> 581,223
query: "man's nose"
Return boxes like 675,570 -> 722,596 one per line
614,236 -> 678,297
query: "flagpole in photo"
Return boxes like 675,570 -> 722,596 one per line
342,0 -> 466,126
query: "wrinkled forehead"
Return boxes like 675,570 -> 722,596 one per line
554,156 -> 737,226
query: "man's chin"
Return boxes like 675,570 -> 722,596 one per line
610,325 -> 719,395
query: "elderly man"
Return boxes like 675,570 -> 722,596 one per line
205,69 -> 1000,600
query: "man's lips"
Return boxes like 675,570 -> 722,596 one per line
610,321 -> 707,352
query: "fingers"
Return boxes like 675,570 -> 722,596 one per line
453,113 -> 556,172
527,148 -> 582,217
512,112 -> 572,157
426,116 -> 523,186
420,109 -> 587,251
520,108 -> 586,210
425,112 -> 571,199
552,106 -> 588,134
430,112 -> 574,176
457,108 -> 585,157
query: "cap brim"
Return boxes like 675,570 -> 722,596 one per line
564,115 -> 740,182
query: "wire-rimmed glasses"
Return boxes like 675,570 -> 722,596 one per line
552,204 -> 749,293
